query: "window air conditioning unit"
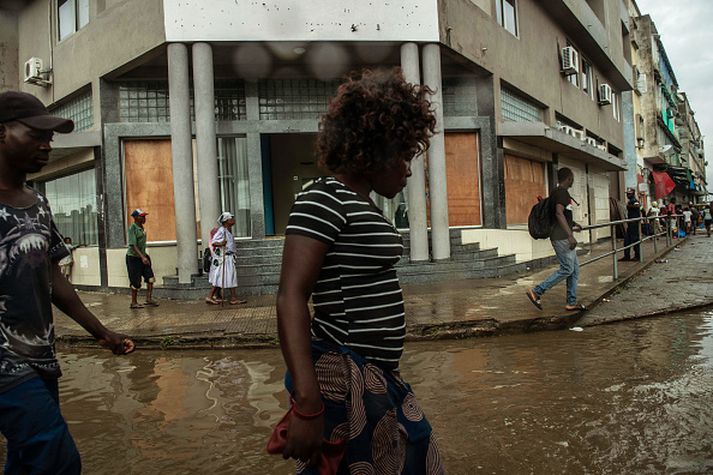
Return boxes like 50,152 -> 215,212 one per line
635,73 -> 647,94
24,57 -> 51,87
585,137 -> 597,147
596,144 -> 607,151
598,83 -> 612,105
561,125 -> 574,136
561,46 -> 579,76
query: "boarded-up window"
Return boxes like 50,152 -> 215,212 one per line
444,132 -> 481,226
124,139 -> 177,241
504,154 -> 546,225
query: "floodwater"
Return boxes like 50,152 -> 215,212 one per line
2,310 -> 713,474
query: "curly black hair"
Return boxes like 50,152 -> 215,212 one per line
317,68 -> 436,175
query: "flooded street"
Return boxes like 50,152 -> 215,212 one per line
3,310 -> 713,474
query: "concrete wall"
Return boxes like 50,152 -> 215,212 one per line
439,0 -> 628,149
0,8 -> 19,92
17,0 -> 165,110
107,244 -> 178,288
68,247 -> 101,285
461,228 -> 555,262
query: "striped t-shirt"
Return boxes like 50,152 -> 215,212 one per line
285,177 -> 405,369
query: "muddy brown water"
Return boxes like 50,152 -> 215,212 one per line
2,310 -> 712,474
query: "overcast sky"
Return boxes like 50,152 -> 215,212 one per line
636,0 -> 713,194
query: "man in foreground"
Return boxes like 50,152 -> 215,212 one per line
527,167 -> 585,312
0,91 -> 135,473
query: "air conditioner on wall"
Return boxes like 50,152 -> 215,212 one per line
561,46 -> 579,75
23,57 -> 51,87
598,83 -> 612,105
585,137 -> 597,147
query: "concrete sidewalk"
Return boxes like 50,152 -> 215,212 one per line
55,234 -> 710,348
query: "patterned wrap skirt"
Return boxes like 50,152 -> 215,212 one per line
285,339 -> 445,475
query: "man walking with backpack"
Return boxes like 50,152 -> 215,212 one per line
526,167 -> 585,312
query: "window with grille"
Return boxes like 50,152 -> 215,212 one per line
50,90 -> 93,131
258,79 -> 341,120
501,87 -> 542,122
119,80 -> 246,122
443,77 -> 477,117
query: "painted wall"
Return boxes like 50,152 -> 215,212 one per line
107,245 -> 180,288
17,0 -> 165,110
0,9 -> 19,92
439,0 -> 629,149
163,0 -> 439,42
461,228 -> 554,262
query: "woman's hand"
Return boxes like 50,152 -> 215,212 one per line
283,413 -> 324,467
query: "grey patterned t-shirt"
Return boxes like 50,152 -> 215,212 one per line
0,189 -> 68,392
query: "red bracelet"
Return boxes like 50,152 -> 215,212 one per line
290,397 -> 325,420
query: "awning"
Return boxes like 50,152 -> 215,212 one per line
498,122 -> 627,171
49,130 -> 102,160
651,171 -> 676,199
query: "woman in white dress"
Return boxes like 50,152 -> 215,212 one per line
206,212 -> 246,305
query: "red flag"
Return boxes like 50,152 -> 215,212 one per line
652,171 -> 676,199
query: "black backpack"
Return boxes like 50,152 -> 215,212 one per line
202,247 -> 212,273
528,197 -> 554,239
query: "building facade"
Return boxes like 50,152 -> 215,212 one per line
1,0 -> 632,290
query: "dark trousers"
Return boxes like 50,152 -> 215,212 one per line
624,223 -> 640,259
0,377 -> 81,475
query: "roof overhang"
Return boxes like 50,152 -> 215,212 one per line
49,130 -> 101,160
499,122 -> 627,172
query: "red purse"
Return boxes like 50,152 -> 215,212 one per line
266,402 -> 346,475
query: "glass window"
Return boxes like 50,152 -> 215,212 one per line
50,89 -> 93,131
43,169 -> 98,246
58,0 -> 89,41
612,91 -> 620,122
496,0 -> 518,36
501,87 -> 543,122
258,79 -> 340,120
581,60 -> 594,99
217,137 -> 251,237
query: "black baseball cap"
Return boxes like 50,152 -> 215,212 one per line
0,91 -> 74,133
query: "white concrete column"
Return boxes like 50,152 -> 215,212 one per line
422,43 -> 450,260
167,43 -> 198,283
192,43 -> 221,251
400,43 -> 429,262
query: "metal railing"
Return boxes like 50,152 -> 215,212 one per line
577,214 -> 682,280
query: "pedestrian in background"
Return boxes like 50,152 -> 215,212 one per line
703,203 -> 713,237
208,212 -> 246,305
682,207 -> 693,235
126,209 -> 158,309
275,69 -> 444,473
0,90 -> 135,474
690,203 -> 700,235
620,188 -> 641,262
527,167 -> 585,312
648,201 -> 661,238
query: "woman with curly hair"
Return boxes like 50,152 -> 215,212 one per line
276,68 -> 445,474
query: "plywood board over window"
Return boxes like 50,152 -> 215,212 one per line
123,139 -> 177,242
443,132 -> 481,226
504,154 -> 546,225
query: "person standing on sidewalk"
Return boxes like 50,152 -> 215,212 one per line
208,212 -> 246,305
620,188 -> 641,262
703,203 -> 713,237
275,69 -> 444,473
126,209 -> 158,309
0,90 -> 135,474
527,167 -> 585,312
682,206 -> 693,235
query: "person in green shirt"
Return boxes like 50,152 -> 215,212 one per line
126,209 -> 158,309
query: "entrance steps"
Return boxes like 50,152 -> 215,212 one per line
161,230 -> 523,297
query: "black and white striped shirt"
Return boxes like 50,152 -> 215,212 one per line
285,177 -> 405,369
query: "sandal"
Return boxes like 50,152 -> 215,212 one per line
229,299 -> 247,305
205,297 -> 220,305
526,289 -> 542,310
144,300 -> 160,307
564,304 -> 587,311
130,303 -> 144,309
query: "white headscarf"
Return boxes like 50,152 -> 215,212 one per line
218,211 -> 234,224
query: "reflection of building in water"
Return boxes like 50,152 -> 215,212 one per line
242,360 -> 286,429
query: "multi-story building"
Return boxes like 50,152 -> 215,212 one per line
1,0 -> 631,292
625,8 -> 705,207
677,92 -> 708,203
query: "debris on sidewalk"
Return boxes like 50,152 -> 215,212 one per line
654,258 -> 669,264
569,327 -> 584,332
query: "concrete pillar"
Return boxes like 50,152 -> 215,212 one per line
400,43 -> 429,262
422,44 -> 451,260
244,81 -> 266,239
167,43 -> 198,283
476,75 -> 506,229
192,43 -> 221,251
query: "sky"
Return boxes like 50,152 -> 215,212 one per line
636,0 -> 713,196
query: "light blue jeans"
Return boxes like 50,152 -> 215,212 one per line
533,239 -> 580,306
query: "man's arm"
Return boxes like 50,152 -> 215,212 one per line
51,264 -> 134,355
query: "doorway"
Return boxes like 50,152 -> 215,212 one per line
262,133 -> 323,234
